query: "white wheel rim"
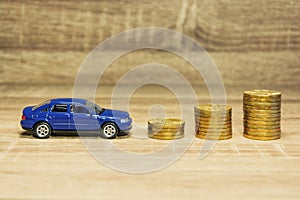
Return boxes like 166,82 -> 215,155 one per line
103,125 -> 116,137
36,124 -> 50,137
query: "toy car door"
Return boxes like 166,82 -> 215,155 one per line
70,104 -> 99,131
47,104 -> 70,130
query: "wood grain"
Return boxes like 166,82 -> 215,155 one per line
0,1 -> 300,198
1,0 -> 300,88
1,50 -> 300,87
0,0 -> 299,51
0,88 -> 299,199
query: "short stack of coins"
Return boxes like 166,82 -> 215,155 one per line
243,90 -> 281,140
195,104 -> 232,140
148,118 -> 185,140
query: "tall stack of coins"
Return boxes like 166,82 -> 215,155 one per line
195,104 -> 232,140
148,118 -> 185,140
243,90 -> 281,140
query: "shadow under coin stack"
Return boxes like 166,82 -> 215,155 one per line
148,118 -> 185,140
195,104 -> 232,140
243,90 -> 281,140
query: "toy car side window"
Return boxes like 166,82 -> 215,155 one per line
73,105 -> 90,114
52,104 -> 68,112
41,106 -> 49,112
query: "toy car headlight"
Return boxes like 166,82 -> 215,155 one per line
120,117 -> 129,123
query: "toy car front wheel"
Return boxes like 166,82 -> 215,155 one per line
33,122 -> 52,139
101,122 -> 119,139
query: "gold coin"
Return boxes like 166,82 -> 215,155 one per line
197,123 -> 232,129
244,90 -> 281,98
148,128 -> 184,134
194,109 -> 232,114
196,120 -> 232,126
196,132 -> 232,137
243,114 -> 281,118
149,126 -> 183,130
243,113 -> 281,118
195,124 -> 231,129
196,134 -> 232,139
243,101 -> 280,106
244,118 -> 281,123
244,94 -> 281,99
196,126 -> 232,131
148,118 -> 185,126
243,101 -> 280,107
195,115 -> 231,121
243,123 -> 281,129
196,120 -> 231,125
244,127 -> 281,133
194,112 -> 232,117
196,130 -> 232,136
195,120 -> 232,126
195,114 -> 231,119
243,130 -> 281,137
148,132 -> 183,137
243,94 -> 281,102
244,113 -> 281,118
243,96 -> 281,101
243,133 -> 280,141
195,104 -> 232,112
148,125 -> 183,131
243,120 -> 280,126
148,130 -> 183,134
196,130 -> 232,135
197,126 -> 232,131
196,121 -> 232,126
244,117 -> 281,123
196,129 -> 232,133
243,105 -> 280,110
243,97 -> 281,103
243,119 -> 281,124
243,109 -> 281,114
194,108 -> 231,113
195,117 -> 231,122
195,118 -> 231,123
196,134 -> 232,140
148,118 -> 185,129
148,135 -> 184,140
196,116 -> 231,120
194,108 -> 231,112
243,112 -> 281,117
148,128 -> 183,134
194,112 -> 231,117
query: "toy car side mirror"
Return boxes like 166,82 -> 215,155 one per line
88,111 -> 94,117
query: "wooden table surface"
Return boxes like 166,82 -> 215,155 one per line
1,1 -> 300,199
0,86 -> 299,200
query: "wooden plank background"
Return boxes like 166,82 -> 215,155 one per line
1,0 -> 300,51
0,0 -> 300,199
1,0 -> 300,87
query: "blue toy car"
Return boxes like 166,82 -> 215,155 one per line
20,98 -> 132,139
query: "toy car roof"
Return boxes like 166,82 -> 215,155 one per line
50,98 -> 87,105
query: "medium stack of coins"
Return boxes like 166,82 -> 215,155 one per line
148,118 -> 185,140
195,104 -> 232,140
243,90 -> 281,140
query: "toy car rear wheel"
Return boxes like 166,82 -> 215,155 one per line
101,122 -> 119,139
33,122 -> 52,139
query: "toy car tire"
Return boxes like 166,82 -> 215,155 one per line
33,122 -> 52,139
100,122 -> 119,139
